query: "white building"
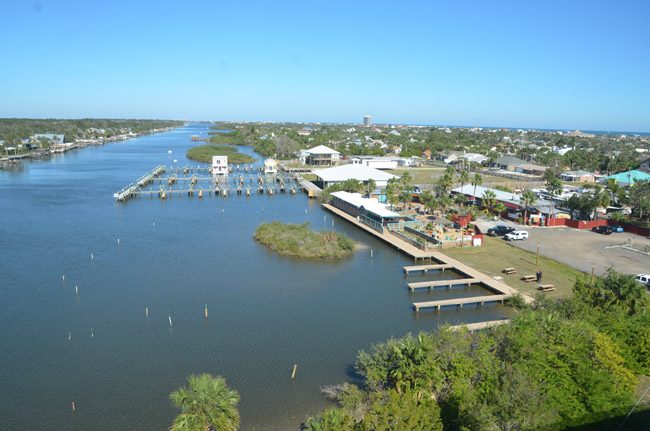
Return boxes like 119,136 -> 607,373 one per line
298,145 -> 341,166
211,155 -> 228,176
351,156 -> 400,170
263,158 -> 278,175
363,115 -> 372,127
313,164 -> 398,188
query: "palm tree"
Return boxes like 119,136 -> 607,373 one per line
521,190 -> 537,225
458,170 -> 470,194
471,173 -> 483,203
481,190 -> 496,213
170,374 -> 240,431
365,178 -> 376,196
546,178 -> 562,222
591,186 -> 611,220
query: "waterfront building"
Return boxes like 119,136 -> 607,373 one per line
211,155 -> 228,176
299,145 -> 340,166
312,164 -> 397,188
263,158 -> 278,175
363,115 -> 372,127
350,156 -> 400,170
330,190 -> 401,231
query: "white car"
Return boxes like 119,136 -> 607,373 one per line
635,274 -> 650,287
504,230 -> 529,241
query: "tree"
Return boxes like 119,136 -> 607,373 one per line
471,173 -> 483,201
458,170 -> 470,194
365,179 -> 376,196
521,190 -> 537,224
169,374 -> 240,431
481,189 -> 496,213
574,270 -> 650,316
591,186 -> 611,220
546,178 -> 562,221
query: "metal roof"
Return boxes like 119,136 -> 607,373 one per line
313,164 -> 398,182
330,191 -> 401,218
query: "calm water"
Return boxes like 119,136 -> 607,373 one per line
0,124 -> 507,430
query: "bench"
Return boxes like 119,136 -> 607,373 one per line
502,267 -> 517,274
538,284 -> 556,292
521,275 -> 537,282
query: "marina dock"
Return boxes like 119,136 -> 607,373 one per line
449,319 -> 511,331
413,294 -> 508,312
403,263 -> 454,273
407,278 -> 479,291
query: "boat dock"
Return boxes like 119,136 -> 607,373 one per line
407,278 -> 479,291
114,165 -> 167,202
295,174 -> 322,198
448,319 -> 511,332
403,263 -> 454,273
412,294 -> 508,312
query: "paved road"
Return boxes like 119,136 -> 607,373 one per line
475,220 -> 650,277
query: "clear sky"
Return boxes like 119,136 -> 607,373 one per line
1,0 -> 649,131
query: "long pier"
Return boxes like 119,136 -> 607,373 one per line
403,264 -> 454,273
413,294 -> 508,312
407,278 -> 479,291
449,319 -> 511,332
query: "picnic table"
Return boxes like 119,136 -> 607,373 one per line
521,274 -> 537,282
538,284 -> 556,292
502,267 -> 517,274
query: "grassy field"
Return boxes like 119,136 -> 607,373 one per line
186,144 -> 254,164
442,236 -> 585,298
388,167 -> 537,188
254,222 -> 355,260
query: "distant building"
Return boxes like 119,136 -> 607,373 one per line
640,157 -> 650,173
299,145 -> 340,166
263,158 -> 278,175
351,156 -> 400,170
363,115 -> 372,128
606,169 -> 650,186
493,156 -> 546,176
33,133 -> 65,143
313,164 -> 398,188
211,155 -> 228,176
559,170 -> 597,183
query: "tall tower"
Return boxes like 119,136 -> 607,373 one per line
363,115 -> 372,128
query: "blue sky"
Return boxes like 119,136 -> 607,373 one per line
1,0 -> 649,131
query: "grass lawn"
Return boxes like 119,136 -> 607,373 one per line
301,173 -> 317,181
441,236 -> 585,298
388,167 -> 539,189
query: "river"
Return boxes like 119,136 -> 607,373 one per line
0,124 -> 507,430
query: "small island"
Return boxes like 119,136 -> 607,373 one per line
254,222 -> 355,259
186,144 -> 254,164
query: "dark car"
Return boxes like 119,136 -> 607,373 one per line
487,225 -> 515,236
592,225 -> 613,235
610,225 -> 624,233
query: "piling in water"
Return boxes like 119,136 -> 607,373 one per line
291,364 -> 297,379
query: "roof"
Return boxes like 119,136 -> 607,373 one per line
304,145 -> 340,155
331,191 -> 401,218
607,170 -> 650,185
453,185 -> 521,203
313,164 -> 398,182
495,155 -> 526,166
561,170 -> 594,177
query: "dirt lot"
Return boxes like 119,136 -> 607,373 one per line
475,220 -> 650,277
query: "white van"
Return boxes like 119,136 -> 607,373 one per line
635,274 -> 650,287
504,230 -> 529,241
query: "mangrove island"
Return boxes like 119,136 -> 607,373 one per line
254,222 -> 355,259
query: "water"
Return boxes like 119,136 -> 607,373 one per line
0,124 -> 508,430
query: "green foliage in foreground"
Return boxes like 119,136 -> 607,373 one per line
305,270 -> 650,431
254,222 -> 355,259
170,373 -> 240,431
186,144 -> 254,164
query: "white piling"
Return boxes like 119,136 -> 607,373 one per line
371,249 -> 374,258
168,315 -> 172,327
62,275 -> 65,282
75,285 -> 78,294
331,219 -> 334,227
145,307 -> 149,318
304,208 -> 308,214
117,238 -> 120,245
91,328 -> 94,338
68,332 -> 72,340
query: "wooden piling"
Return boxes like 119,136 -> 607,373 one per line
291,364 -> 297,379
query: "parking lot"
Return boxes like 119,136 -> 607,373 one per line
476,220 -> 650,277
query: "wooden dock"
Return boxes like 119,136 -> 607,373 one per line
407,278 -> 479,291
449,319 -> 511,332
403,264 -> 454,273
413,294 -> 508,312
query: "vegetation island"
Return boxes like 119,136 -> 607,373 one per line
254,221 -> 355,259
186,144 -> 254,164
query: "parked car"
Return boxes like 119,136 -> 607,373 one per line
591,226 -> 613,235
609,225 -> 624,233
487,225 -> 515,236
504,230 -> 529,241
634,274 -> 650,288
